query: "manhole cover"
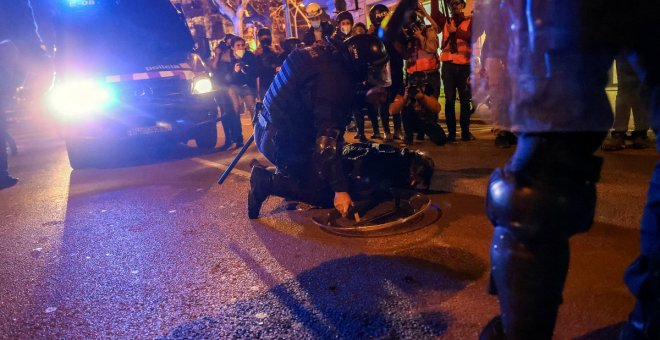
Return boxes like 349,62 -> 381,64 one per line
312,189 -> 442,237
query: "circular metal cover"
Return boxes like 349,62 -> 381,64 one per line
312,190 -> 442,237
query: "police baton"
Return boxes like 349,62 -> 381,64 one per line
217,79 -> 263,185
217,134 -> 254,184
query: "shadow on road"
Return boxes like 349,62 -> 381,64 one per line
574,322 -> 626,340
70,138 -> 222,170
162,253 -> 479,339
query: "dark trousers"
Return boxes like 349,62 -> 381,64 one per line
613,55 -> 649,134
215,88 -> 242,145
426,70 -> 441,100
441,62 -> 471,138
0,96 -> 9,178
401,109 -> 447,145
368,101 -> 390,134
354,107 -> 379,136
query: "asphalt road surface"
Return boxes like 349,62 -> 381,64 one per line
0,113 -> 654,339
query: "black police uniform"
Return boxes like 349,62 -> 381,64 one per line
254,45 -> 279,98
253,43 -> 355,209
0,1 -> 49,188
367,29 -> 404,138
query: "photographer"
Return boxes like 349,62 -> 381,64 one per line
390,72 -> 447,146
223,37 -> 258,148
210,40 -> 240,151
404,5 -> 440,100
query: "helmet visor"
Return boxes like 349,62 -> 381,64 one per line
367,61 -> 392,87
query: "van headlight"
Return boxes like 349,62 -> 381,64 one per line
192,77 -> 214,94
48,79 -> 115,120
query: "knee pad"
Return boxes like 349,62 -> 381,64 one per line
487,133 -> 605,242
486,167 -> 599,242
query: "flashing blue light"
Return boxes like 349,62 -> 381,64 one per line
66,0 -> 98,8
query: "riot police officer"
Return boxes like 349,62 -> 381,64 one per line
0,1 -> 51,189
332,11 -> 354,41
368,4 -> 405,142
248,34 -> 391,219
473,0 -> 660,339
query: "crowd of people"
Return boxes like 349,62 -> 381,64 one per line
206,0 -> 477,153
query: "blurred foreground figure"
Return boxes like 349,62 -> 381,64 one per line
0,1 -> 51,189
473,0 -> 660,339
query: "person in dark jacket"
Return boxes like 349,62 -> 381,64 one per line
209,41 -> 240,151
0,0 -> 51,189
368,3 -> 405,142
248,35 -> 393,219
254,28 -> 282,99
302,2 -> 334,47
331,11 -> 354,41
222,37 -> 258,148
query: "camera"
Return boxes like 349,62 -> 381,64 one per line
406,71 -> 428,104
407,85 -> 421,101
403,19 -> 424,41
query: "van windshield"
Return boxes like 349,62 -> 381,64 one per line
55,0 -> 194,75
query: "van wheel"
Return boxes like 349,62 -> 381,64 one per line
195,122 -> 218,149
65,139 -> 95,169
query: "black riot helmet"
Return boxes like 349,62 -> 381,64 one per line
335,10 -> 354,26
281,37 -> 303,54
343,34 -> 391,87
257,28 -> 271,38
369,4 -> 390,28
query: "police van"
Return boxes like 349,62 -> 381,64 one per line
48,0 -> 218,168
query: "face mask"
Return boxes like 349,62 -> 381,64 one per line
234,49 -> 245,58
260,38 -> 272,46
311,20 -> 321,29
341,25 -> 352,35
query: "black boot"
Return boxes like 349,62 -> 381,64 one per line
602,131 -> 626,151
489,227 -> 569,340
479,316 -> 507,340
0,175 -> 18,189
248,164 -> 273,219
631,130 -> 650,150
620,302 -> 660,340
495,132 -> 511,148
218,141 -> 233,151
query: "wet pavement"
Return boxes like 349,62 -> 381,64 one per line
0,110 -> 654,339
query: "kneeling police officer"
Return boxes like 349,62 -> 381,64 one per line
248,34 -> 391,219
